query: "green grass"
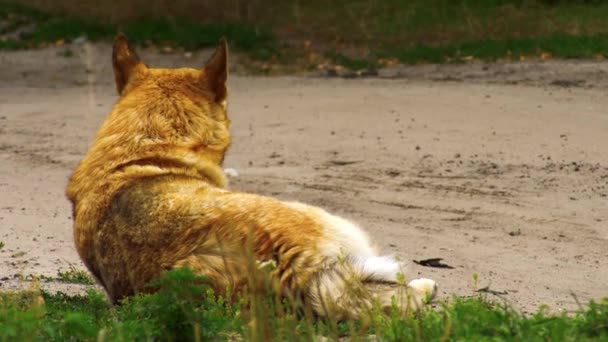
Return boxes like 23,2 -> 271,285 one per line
0,3 -> 111,49
120,19 -> 275,58
56,267 -> 95,285
379,33 -> 608,64
324,51 -> 377,70
4,1 -> 608,68
256,0 -> 608,68
0,2 -> 275,58
1,268 -> 607,341
15,268 -> 95,285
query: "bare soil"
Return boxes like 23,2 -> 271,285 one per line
0,43 -> 606,314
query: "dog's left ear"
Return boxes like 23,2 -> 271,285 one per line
112,33 -> 143,95
201,38 -> 228,103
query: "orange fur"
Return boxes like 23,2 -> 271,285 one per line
67,34 -> 436,319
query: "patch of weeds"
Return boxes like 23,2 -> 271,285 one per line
114,267 -> 244,341
10,251 -> 26,258
1,268 -> 608,340
56,266 -> 95,285
5,1 -> 608,67
0,3 -> 112,49
40,289 -> 112,341
0,2 -> 47,22
0,3 -> 276,59
0,289 -> 45,340
0,40 -> 25,50
379,33 -> 608,64
121,18 -> 276,59
58,47 -> 74,57
325,51 -> 377,70
0,241 -> 4,250
30,17 -> 112,43
34,274 -> 56,283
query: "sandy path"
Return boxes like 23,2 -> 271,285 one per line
0,43 -> 606,314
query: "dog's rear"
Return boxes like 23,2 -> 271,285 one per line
67,34 -> 436,319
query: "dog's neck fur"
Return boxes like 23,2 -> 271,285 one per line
66,139 -> 227,259
68,138 -> 226,196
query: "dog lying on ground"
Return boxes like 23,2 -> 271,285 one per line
66,33 -> 436,320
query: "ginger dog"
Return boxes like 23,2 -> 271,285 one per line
66,34 -> 436,319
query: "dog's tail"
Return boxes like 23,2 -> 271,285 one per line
307,256 -> 437,320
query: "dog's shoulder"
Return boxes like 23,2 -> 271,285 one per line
108,175 -> 209,236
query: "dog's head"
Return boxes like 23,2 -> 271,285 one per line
110,33 -> 231,165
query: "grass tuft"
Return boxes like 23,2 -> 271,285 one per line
56,267 -> 95,285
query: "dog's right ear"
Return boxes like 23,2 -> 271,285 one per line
201,38 -> 228,104
112,33 -> 142,95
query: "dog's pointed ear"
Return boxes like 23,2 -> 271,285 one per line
201,38 -> 228,103
112,33 -> 142,95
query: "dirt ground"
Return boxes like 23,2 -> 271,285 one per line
0,43 -> 606,314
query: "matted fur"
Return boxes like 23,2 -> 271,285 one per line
66,34 -> 436,319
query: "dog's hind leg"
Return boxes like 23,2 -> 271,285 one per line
355,255 -> 437,312
307,256 -> 437,319
306,259 -> 375,320
172,254 -> 248,299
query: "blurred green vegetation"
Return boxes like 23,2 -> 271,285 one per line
2,1 -> 608,68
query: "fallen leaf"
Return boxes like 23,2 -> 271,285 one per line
413,258 -> 454,269
326,160 -> 362,166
